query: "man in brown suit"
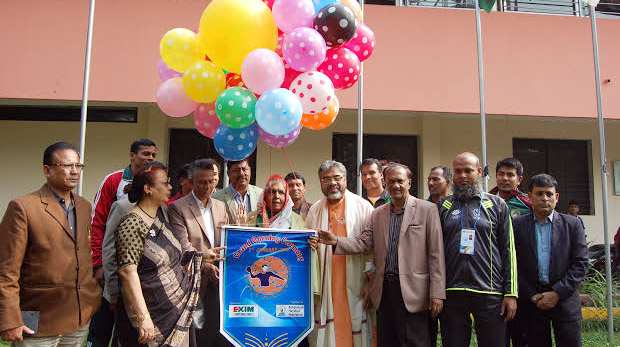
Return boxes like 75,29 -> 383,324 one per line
0,142 -> 101,346
168,158 -> 230,346
319,163 -> 445,347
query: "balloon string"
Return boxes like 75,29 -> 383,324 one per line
269,147 -> 272,178
281,147 -> 296,180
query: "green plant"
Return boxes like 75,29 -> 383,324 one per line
581,267 -> 619,310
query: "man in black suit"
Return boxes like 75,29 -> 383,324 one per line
513,174 -> 588,347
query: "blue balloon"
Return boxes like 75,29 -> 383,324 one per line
213,123 -> 259,161
255,88 -> 303,136
312,0 -> 340,14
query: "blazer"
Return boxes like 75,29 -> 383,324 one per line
335,195 -> 446,313
0,185 -> 102,336
211,185 -> 263,223
513,211 -> 588,321
102,197 -> 135,300
168,193 -> 229,253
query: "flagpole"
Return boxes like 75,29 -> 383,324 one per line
356,0 -> 365,196
77,0 -> 96,196
474,0 -> 488,191
589,3 -> 614,341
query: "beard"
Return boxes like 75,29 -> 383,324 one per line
327,190 -> 344,202
452,179 -> 482,200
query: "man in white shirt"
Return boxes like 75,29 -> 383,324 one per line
168,158 -> 230,346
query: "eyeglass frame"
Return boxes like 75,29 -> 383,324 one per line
48,163 -> 85,171
319,174 -> 345,184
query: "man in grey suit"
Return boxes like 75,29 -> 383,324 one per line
319,163 -> 446,347
513,174 -> 587,347
211,159 -> 262,223
168,158 -> 230,346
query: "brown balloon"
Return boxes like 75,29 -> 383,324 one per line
313,4 -> 358,48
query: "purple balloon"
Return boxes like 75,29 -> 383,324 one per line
158,58 -> 182,81
282,27 -> 327,72
258,124 -> 301,147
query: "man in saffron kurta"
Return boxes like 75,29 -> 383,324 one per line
306,160 -> 374,347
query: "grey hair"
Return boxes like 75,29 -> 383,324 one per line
318,160 -> 347,178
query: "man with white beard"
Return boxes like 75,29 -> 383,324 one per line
438,152 -> 518,347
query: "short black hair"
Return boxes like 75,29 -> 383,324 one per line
175,163 -> 193,180
361,158 -> 382,172
384,163 -> 413,180
43,142 -> 79,166
430,166 -> 452,181
130,139 -> 156,153
528,173 -> 558,191
227,159 -> 249,168
568,200 -> 579,206
285,172 -> 306,185
496,157 -> 524,177
192,158 -> 220,176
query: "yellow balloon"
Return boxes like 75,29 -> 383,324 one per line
160,28 -> 203,72
341,0 -> 363,22
182,61 -> 226,103
198,0 -> 277,73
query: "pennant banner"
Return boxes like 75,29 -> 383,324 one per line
220,226 -> 315,347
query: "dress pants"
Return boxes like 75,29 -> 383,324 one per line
197,281 -> 232,347
440,291 -> 506,347
86,297 -> 114,347
15,321 -> 90,347
376,275 -> 431,347
505,309 -> 527,347
521,302 -> 582,347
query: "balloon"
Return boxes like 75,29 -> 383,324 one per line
241,49 -> 285,95
213,123 -> 259,161
272,0 -> 315,33
156,77 -> 198,118
226,73 -> 246,89
343,23 -> 376,62
313,4 -> 357,48
160,28 -> 203,72
215,87 -> 258,128
340,0 -> 362,22
258,124 -> 301,147
282,27 -> 327,72
198,0 -> 278,73
194,103 -> 221,138
183,60 -> 226,103
289,71 -> 335,114
275,34 -> 285,57
301,95 -> 339,130
318,47 -> 360,89
312,0 -> 340,14
281,63 -> 303,89
255,88 -> 302,135
262,0 -> 276,9
158,58 -> 183,81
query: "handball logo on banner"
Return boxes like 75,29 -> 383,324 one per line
246,256 -> 289,297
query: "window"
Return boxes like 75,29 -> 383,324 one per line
0,106 -> 137,123
513,138 -> 593,215
332,134 -> 418,197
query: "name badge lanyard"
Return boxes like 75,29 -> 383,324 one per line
458,195 -> 483,255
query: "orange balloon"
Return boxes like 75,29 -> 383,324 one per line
226,73 -> 246,88
301,96 -> 339,130
341,0 -> 363,23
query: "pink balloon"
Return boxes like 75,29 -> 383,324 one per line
258,124 -> 301,147
194,103 -> 221,138
156,77 -> 197,117
343,23 -> 376,62
289,71 -> 335,114
275,34 -> 285,57
283,27 -> 327,73
318,47 -> 360,90
262,0 -> 276,9
158,58 -> 182,81
241,49 -> 285,95
272,0 -> 315,33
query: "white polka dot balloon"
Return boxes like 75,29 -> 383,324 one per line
343,22 -> 376,62
313,3 -> 357,48
282,27 -> 327,73
272,0 -> 315,33
194,102 -> 221,138
289,71 -> 335,114
258,123 -> 302,147
213,123 -> 259,161
318,47 -> 360,90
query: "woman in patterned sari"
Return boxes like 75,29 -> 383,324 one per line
114,162 -> 203,347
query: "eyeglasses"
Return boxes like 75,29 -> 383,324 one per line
320,175 -> 344,184
49,163 -> 85,171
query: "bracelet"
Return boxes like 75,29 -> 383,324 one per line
130,312 -> 150,324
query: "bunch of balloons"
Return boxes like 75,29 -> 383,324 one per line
155,0 -> 376,161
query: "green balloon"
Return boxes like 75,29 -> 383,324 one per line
215,87 -> 257,129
